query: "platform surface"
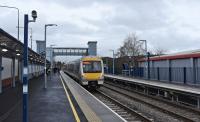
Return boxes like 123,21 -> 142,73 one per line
60,71 -> 125,122
105,74 -> 200,96
1,73 -> 86,122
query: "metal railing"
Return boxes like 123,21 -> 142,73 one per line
105,67 -> 200,85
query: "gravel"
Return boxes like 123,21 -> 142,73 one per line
99,86 -> 181,122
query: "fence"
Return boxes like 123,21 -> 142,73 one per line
105,67 -> 200,85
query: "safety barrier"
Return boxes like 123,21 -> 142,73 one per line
105,67 -> 200,85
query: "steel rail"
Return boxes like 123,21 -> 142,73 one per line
102,84 -> 196,122
94,90 -> 153,122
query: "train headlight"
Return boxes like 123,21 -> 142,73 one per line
100,75 -> 104,80
81,76 -> 88,85
81,75 -> 87,82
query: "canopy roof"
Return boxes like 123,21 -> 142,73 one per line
0,28 -> 47,64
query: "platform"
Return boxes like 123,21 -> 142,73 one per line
1,73 -> 86,122
60,71 -> 125,122
104,74 -> 200,96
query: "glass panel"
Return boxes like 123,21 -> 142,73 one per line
82,61 -> 102,73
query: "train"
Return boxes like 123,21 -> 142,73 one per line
64,56 -> 104,88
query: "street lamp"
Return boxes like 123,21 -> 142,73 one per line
50,44 -> 56,77
139,40 -> 148,78
110,49 -> 115,75
0,5 -> 20,41
44,24 -> 57,89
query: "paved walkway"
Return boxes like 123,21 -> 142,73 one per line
1,73 -> 83,122
0,82 -> 22,121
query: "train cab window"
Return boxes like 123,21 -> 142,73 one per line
82,61 -> 102,73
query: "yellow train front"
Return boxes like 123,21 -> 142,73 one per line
66,56 -> 104,88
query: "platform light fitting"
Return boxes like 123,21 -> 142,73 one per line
16,53 -> 20,56
2,49 -> 8,52
0,43 -> 7,46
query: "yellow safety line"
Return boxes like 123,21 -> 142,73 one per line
60,76 -> 80,122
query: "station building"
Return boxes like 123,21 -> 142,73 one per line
0,28 -> 45,93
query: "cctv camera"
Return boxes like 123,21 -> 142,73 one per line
31,10 -> 37,20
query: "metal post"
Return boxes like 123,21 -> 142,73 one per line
183,67 -> 186,84
0,56 -> 2,93
112,50 -> 115,75
44,24 -> 57,88
23,14 -> 29,122
12,58 -> 16,87
50,45 -> 55,78
147,52 -> 150,79
157,67 -> 160,80
139,40 -> 148,78
169,67 -> 171,82
44,25 -> 47,89
191,58 -> 196,84
17,9 -> 19,41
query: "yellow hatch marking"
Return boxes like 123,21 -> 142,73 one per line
60,76 -> 80,122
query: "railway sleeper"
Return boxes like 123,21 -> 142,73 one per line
112,109 -> 122,112
120,114 -> 133,118
116,111 -> 128,114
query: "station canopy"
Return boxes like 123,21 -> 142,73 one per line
0,28 -> 46,64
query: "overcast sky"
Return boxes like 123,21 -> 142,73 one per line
1,0 -> 200,61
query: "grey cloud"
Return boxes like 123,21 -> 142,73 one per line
1,0 -> 200,58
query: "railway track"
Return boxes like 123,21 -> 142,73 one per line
92,90 -> 153,122
102,82 -> 200,122
105,81 -> 200,113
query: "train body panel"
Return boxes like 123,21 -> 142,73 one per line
83,73 -> 102,81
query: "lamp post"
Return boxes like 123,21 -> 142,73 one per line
110,50 -> 115,75
50,44 -> 56,77
0,5 -> 20,41
139,40 -> 148,78
23,10 -> 37,122
44,24 -> 57,89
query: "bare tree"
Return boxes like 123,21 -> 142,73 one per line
154,47 -> 167,56
117,33 -> 142,57
116,33 -> 143,67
